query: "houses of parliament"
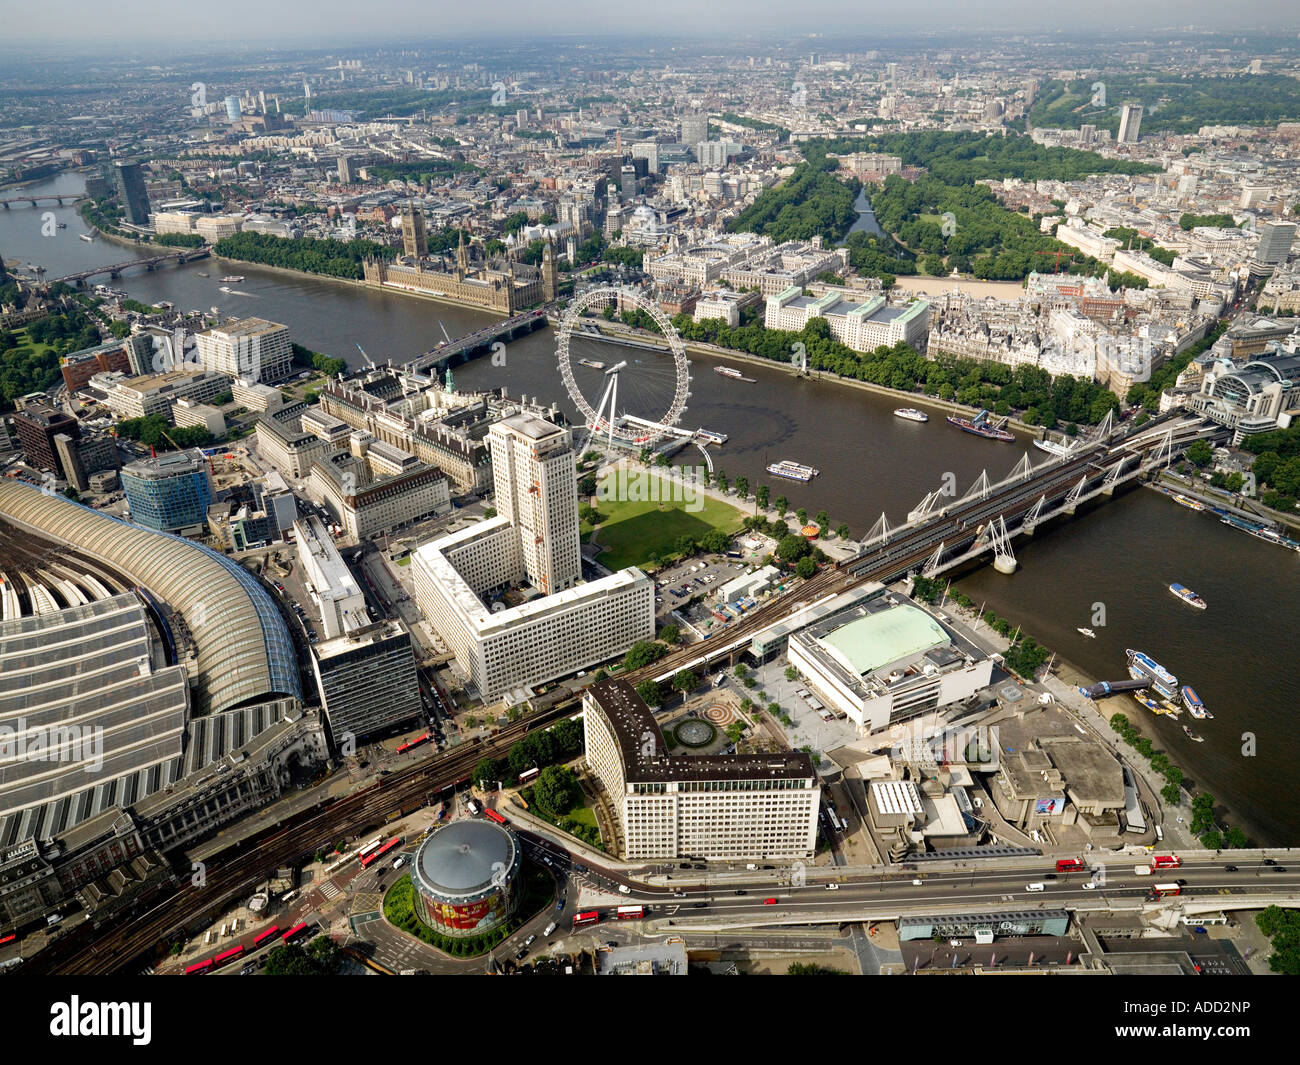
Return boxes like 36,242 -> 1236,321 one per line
361,208 -> 557,313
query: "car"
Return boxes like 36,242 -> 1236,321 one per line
1265,858 -> 1277,866
1026,883 -> 1046,892
524,934 -> 536,947
762,864 -> 775,870
605,940 -> 618,948
393,857 -> 405,870
1224,865 -> 1239,872
515,948 -> 527,960
1082,882 -> 1097,890
556,898 -> 565,911
692,902 -> 708,908
763,897 -> 778,905
673,890 -> 686,897
692,863 -> 705,870
826,883 -> 840,891
618,884 -> 631,894
734,889 -> 747,896
1274,866 -> 1289,873
1176,878 -> 1187,886
1044,873 -> 1057,880
679,862 -> 692,869
911,879 -> 924,886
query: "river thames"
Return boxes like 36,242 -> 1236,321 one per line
3,173 -> 1295,844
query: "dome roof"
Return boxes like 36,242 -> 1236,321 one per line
413,819 -> 520,902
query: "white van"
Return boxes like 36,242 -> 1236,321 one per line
618,884 -> 631,894
1026,882 -> 1046,892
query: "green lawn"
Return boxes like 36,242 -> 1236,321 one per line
591,473 -> 745,570
566,802 -> 598,830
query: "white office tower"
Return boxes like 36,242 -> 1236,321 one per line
1118,104 -> 1143,144
195,318 -> 293,383
413,412 -> 652,701
488,414 -> 580,595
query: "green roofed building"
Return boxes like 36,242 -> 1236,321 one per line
788,597 -> 994,732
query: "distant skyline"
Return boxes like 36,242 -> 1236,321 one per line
6,1 -> 1300,44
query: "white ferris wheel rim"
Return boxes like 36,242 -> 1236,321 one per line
555,286 -> 690,445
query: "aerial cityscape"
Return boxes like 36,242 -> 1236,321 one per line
3,4 -> 1300,998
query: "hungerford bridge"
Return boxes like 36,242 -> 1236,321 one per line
623,409 -> 1224,687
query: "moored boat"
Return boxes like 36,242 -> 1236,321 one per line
1170,492 -> 1206,512
1077,627 -> 1096,638
1181,686 -> 1212,719
946,409 -> 1015,442
894,408 -> 929,423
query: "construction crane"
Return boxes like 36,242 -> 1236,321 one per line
355,343 -> 376,370
1035,248 -> 1076,274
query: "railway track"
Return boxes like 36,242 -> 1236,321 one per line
27,704 -> 574,975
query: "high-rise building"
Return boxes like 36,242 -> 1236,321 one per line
338,155 -> 355,184
194,318 -> 293,383
583,681 -> 820,860
224,96 -> 242,123
412,412 -> 653,701
401,204 -> 428,258
1118,104 -> 1143,144
1257,221 -> 1297,266
121,449 -> 214,532
12,401 -> 79,476
110,161 -> 151,226
887,62 -> 898,92
488,414 -> 580,595
679,112 -> 708,150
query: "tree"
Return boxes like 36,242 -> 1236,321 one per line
785,666 -> 799,681
1186,439 -> 1213,468
815,510 -> 830,530
636,679 -> 665,707
734,475 -> 749,501
796,508 -> 808,525
659,623 -> 681,644
795,556 -> 817,578
472,756 -> 503,789
534,765 -> 580,816
756,485 -> 770,510
734,664 -> 749,679
623,640 -> 668,670
775,495 -> 789,516
777,535 -> 812,564
835,523 -> 851,539
672,670 -> 698,693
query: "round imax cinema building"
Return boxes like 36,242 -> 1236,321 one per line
410,819 -> 521,937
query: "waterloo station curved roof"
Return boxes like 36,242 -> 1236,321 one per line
0,480 -> 301,713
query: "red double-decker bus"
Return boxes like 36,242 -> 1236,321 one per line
212,945 -> 244,968
1055,858 -> 1084,873
396,733 -> 430,754
361,837 -> 402,868
0,932 -> 16,947
572,910 -> 600,929
483,808 -> 507,825
615,905 -> 645,920
184,958 -> 214,975
252,925 -> 280,948
1151,854 -> 1183,870
1149,883 -> 1182,898
282,922 -> 310,944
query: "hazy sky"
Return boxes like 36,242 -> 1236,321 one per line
6,0 -> 1300,43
